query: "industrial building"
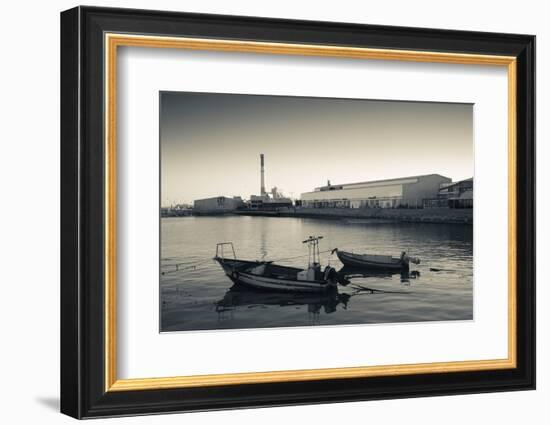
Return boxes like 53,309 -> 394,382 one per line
300,174 -> 452,209
439,178 -> 473,208
423,178 -> 473,208
193,196 -> 244,214
192,154 -> 291,215
249,154 -> 292,210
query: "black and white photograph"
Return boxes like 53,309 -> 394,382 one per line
51,2 -> 537,421
160,91 -> 474,332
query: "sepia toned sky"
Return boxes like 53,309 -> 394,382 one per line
160,91 -> 473,206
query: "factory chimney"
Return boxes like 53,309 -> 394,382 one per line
260,154 -> 266,196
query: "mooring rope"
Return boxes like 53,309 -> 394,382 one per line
350,284 -> 410,295
160,258 -> 214,275
161,248 -> 338,276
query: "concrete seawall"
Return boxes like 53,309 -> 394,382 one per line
237,207 -> 473,224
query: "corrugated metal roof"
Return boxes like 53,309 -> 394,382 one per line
314,173 -> 451,191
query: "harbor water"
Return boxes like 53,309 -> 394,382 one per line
160,216 -> 473,332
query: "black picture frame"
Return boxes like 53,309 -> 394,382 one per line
61,5 -> 535,419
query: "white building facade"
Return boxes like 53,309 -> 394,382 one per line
300,174 -> 452,209
193,196 -> 244,214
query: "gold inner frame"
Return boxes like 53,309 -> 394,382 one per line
104,33 -> 517,392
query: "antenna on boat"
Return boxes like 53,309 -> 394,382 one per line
302,236 -> 323,267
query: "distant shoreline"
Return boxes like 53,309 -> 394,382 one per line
163,207 -> 473,224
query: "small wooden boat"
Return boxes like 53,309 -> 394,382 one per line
214,237 -> 338,293
332,248 -> 420,271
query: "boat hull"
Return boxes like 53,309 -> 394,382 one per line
215,258 -> 263,274
215,257 -> 336,293
231,271 -> 334,293
336,250 -> 407,271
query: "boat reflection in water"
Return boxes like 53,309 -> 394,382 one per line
337,266 -> 421,286
215,267 -> 415,325
215,284 -> 350,325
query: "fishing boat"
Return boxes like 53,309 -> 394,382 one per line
332,248 -> 420,271
214,236 -> 338,293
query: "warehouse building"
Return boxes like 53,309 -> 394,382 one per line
193,196 -> 244,214
439,178 -> 473,208
300,174 -> 452,209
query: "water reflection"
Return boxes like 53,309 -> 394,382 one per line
214,279 -> 413,325
216,285 -> 349,313
337,266 -> 420,285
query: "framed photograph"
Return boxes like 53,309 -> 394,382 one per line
60,6 -> 535,419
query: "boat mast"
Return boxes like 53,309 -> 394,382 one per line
302,236 -> 323,267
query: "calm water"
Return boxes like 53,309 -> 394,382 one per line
160,216 -> 473,332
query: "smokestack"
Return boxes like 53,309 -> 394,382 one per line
260,154 -> 265,196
